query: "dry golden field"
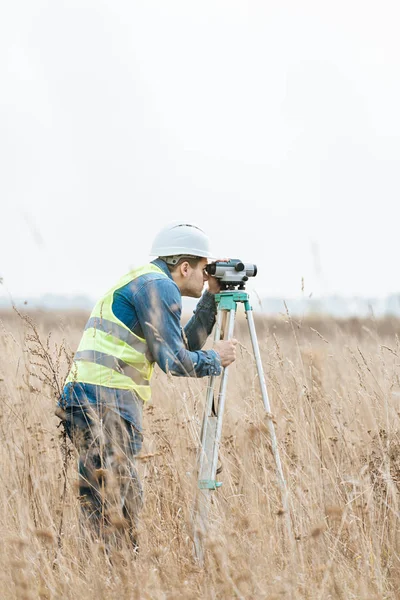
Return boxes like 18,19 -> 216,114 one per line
1,309 -> 400,599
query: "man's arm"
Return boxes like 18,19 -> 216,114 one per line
183,291 -> 217,351
134,278 -> 221,377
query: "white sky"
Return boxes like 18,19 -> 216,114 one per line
1,0 -> 399,302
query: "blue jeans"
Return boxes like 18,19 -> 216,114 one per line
62,404 -> 143,548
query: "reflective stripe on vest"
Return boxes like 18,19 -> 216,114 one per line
84,317 -> 148,353
65,263 -> 168,401
74,350 -> 148,385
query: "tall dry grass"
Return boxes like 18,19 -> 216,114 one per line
0,309 -> 400,599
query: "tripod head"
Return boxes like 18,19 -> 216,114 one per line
205,259 -> 257,290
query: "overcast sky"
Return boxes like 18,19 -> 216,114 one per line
1,0 -> 399,304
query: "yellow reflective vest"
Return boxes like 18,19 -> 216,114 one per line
65,263 -> 167,402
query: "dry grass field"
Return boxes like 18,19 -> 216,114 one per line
1,308 -> 400,599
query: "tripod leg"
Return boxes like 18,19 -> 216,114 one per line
193,308 -> 223,561
210,308 -> 236,479
245,308 -> 291,522
193,308 -> 236,563
197,308 -> 224,476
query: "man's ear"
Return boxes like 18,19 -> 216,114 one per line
180,261 -> 190,278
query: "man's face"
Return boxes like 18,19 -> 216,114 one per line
183,258 -> 209,298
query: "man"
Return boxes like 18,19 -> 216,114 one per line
58,222 -> 237,549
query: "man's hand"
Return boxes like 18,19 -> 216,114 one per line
206,258 -> 230,295
214,338 -> 238,368
207,275 -> 221,295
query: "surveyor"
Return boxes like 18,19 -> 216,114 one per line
57,222 -> 237,550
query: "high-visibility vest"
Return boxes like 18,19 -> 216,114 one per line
65,263 -> 168,402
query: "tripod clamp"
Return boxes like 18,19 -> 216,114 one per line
198,480 -> 223,490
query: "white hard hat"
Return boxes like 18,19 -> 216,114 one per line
150,222 -> 213,258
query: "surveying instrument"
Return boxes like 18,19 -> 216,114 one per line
193,260 -> 290,562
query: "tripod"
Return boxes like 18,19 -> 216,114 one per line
193,289 -> 291,563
